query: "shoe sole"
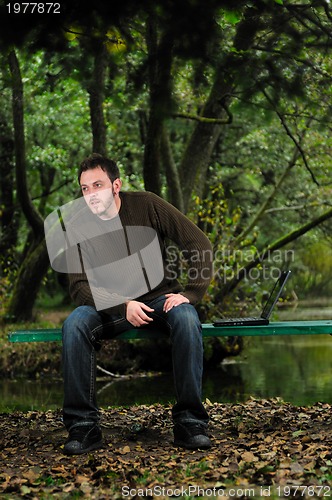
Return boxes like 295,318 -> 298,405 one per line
174,439 -> 211,450
63,440 -> 104,455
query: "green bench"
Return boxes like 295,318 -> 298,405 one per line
8,320 -> 332,343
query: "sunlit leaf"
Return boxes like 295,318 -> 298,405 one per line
223,10 -> 241,25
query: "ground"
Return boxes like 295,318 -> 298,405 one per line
1,399 -> 332,499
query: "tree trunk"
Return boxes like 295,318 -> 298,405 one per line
5,239 -> 50,321
179,3 -> 272,212
88,42 -> 107,156
143,19 -> 173,195
7,49 -> 49,321
8,50 -> 44,237
0,116 -> 18,268
179,68 -> 234,213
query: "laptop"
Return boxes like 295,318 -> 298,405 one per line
213,270 -> 291,327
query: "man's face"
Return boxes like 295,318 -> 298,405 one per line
80,166 -> 118,220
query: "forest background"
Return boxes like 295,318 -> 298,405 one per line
1,3 -> 332,495
1,0 -> 332,331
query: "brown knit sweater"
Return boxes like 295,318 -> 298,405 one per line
67,191 -> 213,316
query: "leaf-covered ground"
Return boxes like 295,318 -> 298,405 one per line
1,399 -> 332,499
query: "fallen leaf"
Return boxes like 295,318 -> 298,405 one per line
241,451 -> 257,463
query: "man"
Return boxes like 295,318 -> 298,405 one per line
60,153 -> 213,455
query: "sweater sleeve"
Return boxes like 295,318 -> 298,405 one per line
146,192 -> 213,304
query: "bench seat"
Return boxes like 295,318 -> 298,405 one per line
8,320 -> 332,343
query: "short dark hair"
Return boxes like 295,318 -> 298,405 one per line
78,153 -> 120,184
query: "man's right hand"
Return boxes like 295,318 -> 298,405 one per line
125,300 -> 154,327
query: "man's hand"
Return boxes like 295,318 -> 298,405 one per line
163,293 -> 189,313
126,301 -> 154,327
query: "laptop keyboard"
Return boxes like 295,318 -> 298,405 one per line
219,317 -> 260,323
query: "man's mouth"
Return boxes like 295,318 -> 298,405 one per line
90,199 -> 100,206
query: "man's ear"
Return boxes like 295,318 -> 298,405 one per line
113,178 -> 122,195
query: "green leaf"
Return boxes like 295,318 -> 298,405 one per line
292,430 -> 305,437
224,10 -> 241,25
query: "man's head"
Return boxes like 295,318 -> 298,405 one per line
79,153 -> 122,220
78,153 -> 120,184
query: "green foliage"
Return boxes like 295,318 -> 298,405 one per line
292,239 -> 332,297
2,1 -> 332,318
223,10 -> 242,25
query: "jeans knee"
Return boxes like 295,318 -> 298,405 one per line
168,304 -> 202,342
170,303 -> 200,326
62,306 -> 100,346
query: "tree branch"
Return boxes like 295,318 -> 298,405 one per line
160,125 -> 184,212
264,202 -> 325,213
233,146 -> 301,246
261,88 -> 318,185
173,110 -> 232,125
216,206 -> 332,299
96,365 -> 129,379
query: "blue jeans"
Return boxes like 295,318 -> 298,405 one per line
62,295 -> 209,431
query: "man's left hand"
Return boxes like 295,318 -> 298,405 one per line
163,293 -> 189,313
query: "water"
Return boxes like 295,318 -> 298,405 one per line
2,302 -> 332,412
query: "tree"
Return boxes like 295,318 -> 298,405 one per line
5,50 -> 50,321
2,0 -> 332,320
0,113 -> 17,270
2,48 -> 91,320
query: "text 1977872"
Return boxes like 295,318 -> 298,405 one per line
6,3 -> 60,14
